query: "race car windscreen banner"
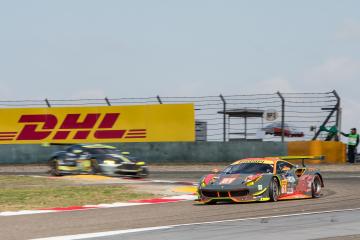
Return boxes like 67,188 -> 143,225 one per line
0,104 -> 195,144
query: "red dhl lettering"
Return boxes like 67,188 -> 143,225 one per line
14,113 -> 146,141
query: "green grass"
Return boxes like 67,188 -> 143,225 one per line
0,176 -> 154,211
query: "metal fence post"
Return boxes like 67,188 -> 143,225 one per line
312,90 -> 341,141
277,92 -> 285,142
105,97 -> 111,106
333,90 -> 341,139
157,95 -> 163,104
220,94 -> 226,142
45,98 -> 51,108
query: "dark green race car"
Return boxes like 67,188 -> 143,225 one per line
48,144 -> 149,177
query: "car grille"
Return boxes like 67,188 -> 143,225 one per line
218,191 -> 228,197
230,189 -> 250,197
201,190 -> 218,198
201,189 -> 249,198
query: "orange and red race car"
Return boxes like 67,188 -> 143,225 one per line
197,156 -> 324,204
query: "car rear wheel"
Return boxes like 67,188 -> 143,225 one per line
269,177 -> 279,202
90,159 -> 101,174
311,175 -> 322,198
49,159 -> 62,176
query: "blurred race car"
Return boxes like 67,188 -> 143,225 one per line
262,122 -> 304,137
197,156 -> 323,204
48,144 -> 149,177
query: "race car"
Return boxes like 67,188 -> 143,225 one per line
262,122 -> 304,137
48,144 -> 149,177
197,156 -> 324,204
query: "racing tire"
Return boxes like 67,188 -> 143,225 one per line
90,159 -> 101,174
49,159 -> 62,176
311,175 -> 322,198
140,168 -> 149,178
269,177 -> 280,202
132,168 -> 150,178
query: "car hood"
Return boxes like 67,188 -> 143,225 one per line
200,172 -> 275,187
201,173 -> 250,186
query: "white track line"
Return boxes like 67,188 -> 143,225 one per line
0,195 -> 197,217
31,207 -> 360,240
31,226 -> 172,240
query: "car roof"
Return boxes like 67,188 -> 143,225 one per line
78,144 -> 117,149
231,157 -> 286,165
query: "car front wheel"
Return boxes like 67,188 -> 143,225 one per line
269,177 -> 280,202
90,159 -> 101,174
49,159 -> 62,176
140,168 -> 149,177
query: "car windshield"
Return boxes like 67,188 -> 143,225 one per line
222,163 -> 274,174
86,148 -> 120,155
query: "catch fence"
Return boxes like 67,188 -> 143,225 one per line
0,91 -> 340,142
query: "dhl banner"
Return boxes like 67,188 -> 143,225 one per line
0,104 -> 195,144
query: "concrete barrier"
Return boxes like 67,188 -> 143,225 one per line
115,142 -> 287,163
0,141 -> 347,164
288,140 -> 346,164
0,144 -> 64,164
0,142 -> 287,164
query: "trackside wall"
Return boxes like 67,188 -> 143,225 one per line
113,142 -> 287,163
0,142 -> 287,164
287,140 -> 346,164
0,141 -> 347,164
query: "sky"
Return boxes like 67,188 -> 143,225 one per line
0,0 -> 359,135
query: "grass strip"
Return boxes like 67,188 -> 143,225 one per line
0,176 -> 154,211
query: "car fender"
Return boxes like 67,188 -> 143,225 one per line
254,174 -> 278,194
303,169 -> 324,187
296,173 -> 323,194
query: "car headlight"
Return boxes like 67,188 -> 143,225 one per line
103,160 -> 116,165
136,162 -> 146,166
244,174 -> 262,186
200,174 -> 217,187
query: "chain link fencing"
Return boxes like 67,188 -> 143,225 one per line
0,91 -> 340,142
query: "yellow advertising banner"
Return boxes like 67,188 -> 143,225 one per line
0,104 -> 195,144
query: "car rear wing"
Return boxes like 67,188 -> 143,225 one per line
279,155 -> 325,167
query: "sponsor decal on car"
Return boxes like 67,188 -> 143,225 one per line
219,177 -> 236,185
234,160 -> 274,164
281,179 -> 288,194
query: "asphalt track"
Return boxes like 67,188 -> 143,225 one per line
33,209 -> 360,240
2,172 -> 360,240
